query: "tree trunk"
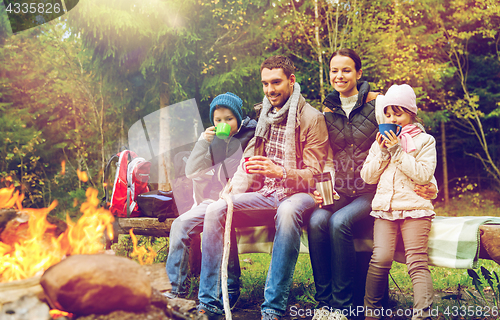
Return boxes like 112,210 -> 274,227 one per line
120,92 -> 126,148
441,120 -> 449,206
158,90 -> 172,192
314,0 -> 324,102
100,81 -> 106,188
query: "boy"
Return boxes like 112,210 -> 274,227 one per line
165,92 -> 256,306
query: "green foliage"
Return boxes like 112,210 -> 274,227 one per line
0,0 -> 499,203
480,267 -> 500,307
467,268 -> 488,304
112,234 -> 168,265
52,188 -> 88,221
467,266 -> 500,309
434,187 -> 500,217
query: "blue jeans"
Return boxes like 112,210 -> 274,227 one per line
307,193 -> 374,310
198,192 -> 316,317
166,200 -> 240,295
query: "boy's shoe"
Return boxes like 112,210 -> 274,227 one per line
161,290 -> 188,299
261,312 -> 281,320
162,291 -> 178,299
197,305 -> 223,320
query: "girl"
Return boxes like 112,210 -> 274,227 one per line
360,84 -> 436,320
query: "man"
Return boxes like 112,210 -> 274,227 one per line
197,55 -> 329,320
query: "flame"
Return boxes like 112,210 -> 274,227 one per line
0,186 -> 23,209
76,169 -> 88,182
66,188 -> 114,255
129,229 -> 157,265
0,187 -> 114,282
61,160 -> 66,175
50,309 -> 73,319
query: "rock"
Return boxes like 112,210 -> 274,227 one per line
0,210 -> 66,246
0,295 -> 50,320
0,209 -> 17,233
40,254 -> 151,315
0,276 -> 43,306
141,263 -> 171,292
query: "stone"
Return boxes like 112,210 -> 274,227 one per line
142,263 -> 171,292
0,295 -> 50,320
0,276 -> 43,305
40,254 -> 151,315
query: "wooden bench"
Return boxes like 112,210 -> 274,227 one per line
112,216 -> 500,266
110,216 -> 500,307
107,217 -> 203,275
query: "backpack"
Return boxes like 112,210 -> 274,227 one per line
136,189 -> 178,222
104,150 -> 151,218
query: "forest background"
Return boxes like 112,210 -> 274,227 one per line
0,0 -> 499,218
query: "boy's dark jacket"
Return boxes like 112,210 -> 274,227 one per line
185,116 -> 257,200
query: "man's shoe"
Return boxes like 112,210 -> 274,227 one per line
197,305 -> 223,320
228,291 -> 240,310
261,312 -> 281,320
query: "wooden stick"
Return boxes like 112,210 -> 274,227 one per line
220,180 -> 233,320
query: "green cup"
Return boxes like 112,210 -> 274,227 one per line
215,123 -> 231,138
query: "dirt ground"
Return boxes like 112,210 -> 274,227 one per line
70,291 -> 499,320
70,290 -> 316,320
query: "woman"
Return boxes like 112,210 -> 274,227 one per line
308,49 -> 436,320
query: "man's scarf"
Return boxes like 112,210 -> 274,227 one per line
255,82 -> 301,171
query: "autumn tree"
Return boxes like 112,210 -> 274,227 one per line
433,0 -> 500,191
0,19 -> 108,207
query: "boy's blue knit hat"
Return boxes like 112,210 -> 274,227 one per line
209,92 -> 243,128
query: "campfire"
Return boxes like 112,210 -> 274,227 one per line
0,179 -> 202,320
0,186 -> 114,283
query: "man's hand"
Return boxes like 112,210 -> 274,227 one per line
245,156 -> 283,179
312,190 -> 323,208
414,183 -> 437,200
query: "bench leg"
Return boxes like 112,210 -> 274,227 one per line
188,233 -> 201,276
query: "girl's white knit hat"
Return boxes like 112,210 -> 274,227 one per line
380,84 -> 418,115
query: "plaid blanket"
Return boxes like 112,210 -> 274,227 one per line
235,216 -> 500,269
423,216 -> 500,269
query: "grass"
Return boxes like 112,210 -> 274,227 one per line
113,190 -> 500,319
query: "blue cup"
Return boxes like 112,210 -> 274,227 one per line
379,123 -> 402,139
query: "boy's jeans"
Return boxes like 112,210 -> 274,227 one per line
166,200 -> 240,296
198,191 -> 316,316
